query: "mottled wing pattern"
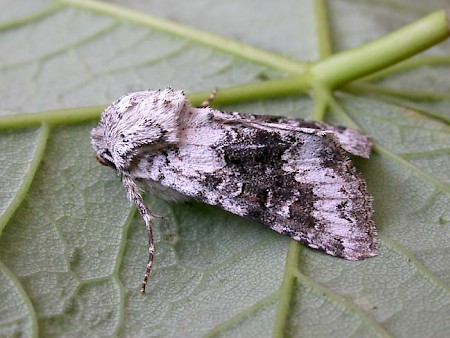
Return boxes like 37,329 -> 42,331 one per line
142,110 -> 377,260
212,110 -> 372,158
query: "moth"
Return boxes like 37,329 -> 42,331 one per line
91,88 -> 377,293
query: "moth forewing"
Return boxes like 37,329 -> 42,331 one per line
91,88 -> 377,293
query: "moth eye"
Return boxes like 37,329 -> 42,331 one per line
95,151 -> 117,170
96,155 -> 109,166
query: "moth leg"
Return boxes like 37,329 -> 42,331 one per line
121,175 -> 155,294
198,88 -> 218,108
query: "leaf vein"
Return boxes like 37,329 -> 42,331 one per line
0,124 -> 50,236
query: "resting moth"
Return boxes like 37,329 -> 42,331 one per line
91,88 -> 377,293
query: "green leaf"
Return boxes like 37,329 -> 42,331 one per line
1,1 -> 450,337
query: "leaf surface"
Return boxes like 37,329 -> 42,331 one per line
0,1 -> 450,337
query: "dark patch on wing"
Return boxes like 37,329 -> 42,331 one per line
319,139 -> 346,171
203,127 -> 320,231
288,184 -> 317,228
222,129 -> 291,170
204,174 -> 223,189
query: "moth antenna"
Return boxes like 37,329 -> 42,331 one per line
121,175 -> 155,294
198,87 -> 218,108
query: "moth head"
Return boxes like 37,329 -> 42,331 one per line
91,88 -> 190,172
